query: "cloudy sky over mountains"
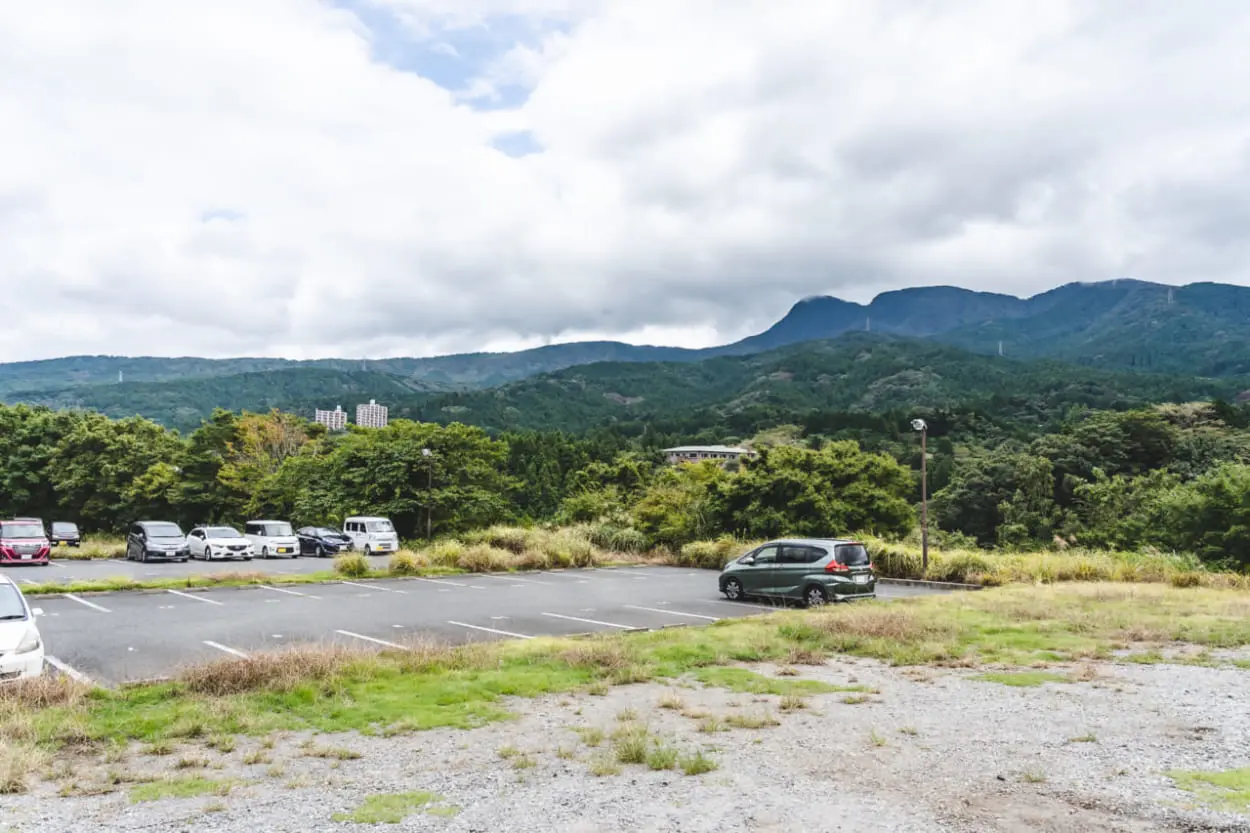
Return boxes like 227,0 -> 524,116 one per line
2,1 -> 1249,361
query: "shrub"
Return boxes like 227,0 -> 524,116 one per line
586,523 -> 648,554
423,539 -> 466,568
673,538 -> 754,569
387,550 -> 427,576
456,544 -> 513,573
333,553 -> 370,578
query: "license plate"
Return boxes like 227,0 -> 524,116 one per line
853,574 -> 869,584
57,541 -> 65,546
277,547 -> 290,553
21,554 -> 31,560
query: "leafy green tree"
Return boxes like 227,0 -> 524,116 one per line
933,450 -> 1058,547
1156,463 -> 1250,569
1069,469 -> 1178,550
710,442 -> 914,540
631,462 -> 728,547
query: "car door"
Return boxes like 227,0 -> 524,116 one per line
187,529 -> 205,558
740,545 -> 780,595
774,545 -> 824,599
344,521 -> 362,550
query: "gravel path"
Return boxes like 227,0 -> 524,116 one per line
5,656 -> 1249,833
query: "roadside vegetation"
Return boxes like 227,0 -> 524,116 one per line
4,582 -> 1250,796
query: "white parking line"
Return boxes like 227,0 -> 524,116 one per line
479,573 -> 554,586
259,584 -> 320,599
45,655 -> 92,684
409,576 -> 470,588
338,580 -> 407,594
624,605 -> 719,621
47,561 -> 63,567
335,629 -> 406,650
705,599 -> 787,612
167,589 -> 224,606
203,641 -> 249,659
63,594 -> 111,613
542,611 -> 638,630
447,620 -> 535,639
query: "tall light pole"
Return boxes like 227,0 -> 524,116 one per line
910,419 -> 929,573
421,448 -> 433,540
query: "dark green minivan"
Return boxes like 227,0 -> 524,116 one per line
718,538 -> 876,606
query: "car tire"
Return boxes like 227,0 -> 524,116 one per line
723,578 -> 744,601
802,585 -> 828,608
363,545 -> 372,555
316,544 -> 326,558
262,547 -> 269,559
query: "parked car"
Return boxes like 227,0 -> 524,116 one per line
186,525 -> 253,561
342,516 -> 399,554
718,538 -> 876,607
0,574 -> 44,681
49,522 -> 81,548
0,520 -> 51,566
125,521 -> 190,562
245,520 -> 300,559
297,526 -> 353,557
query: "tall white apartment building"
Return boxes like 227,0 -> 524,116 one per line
356,399 -> 389,429
314,405 -> 347,431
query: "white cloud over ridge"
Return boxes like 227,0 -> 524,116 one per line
1,0 -> 1248,361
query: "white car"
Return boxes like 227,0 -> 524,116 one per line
343,516 -> 400,554
0,574 -> 44,681
186,525 -> 254,561
244,520 -> 300,559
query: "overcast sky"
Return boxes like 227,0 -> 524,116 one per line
2,1 -> 1249,362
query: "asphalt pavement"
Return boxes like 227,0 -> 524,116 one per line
28,566 -> 951,686
8,551 -> 357,587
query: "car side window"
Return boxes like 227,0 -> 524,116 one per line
753,546 -> 779,565
777,546 -> 806,564
803,546 -> 827,563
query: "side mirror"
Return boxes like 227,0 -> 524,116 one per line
31,607 -> 43,617
739,556 -> 755,566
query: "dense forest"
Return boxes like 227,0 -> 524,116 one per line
3,392 -> 1250,570
5,335 -> 1246,433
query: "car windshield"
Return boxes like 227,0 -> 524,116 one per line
205,527 -> 241,538
317,528 -> 343,537
1,523 -> 45,539
0,584 -> 28,619
52,523 -> 78,535
835,544 -> 870,566
366,521 -> 394,533
263,523 -> 293,536
145,523 -> 183,538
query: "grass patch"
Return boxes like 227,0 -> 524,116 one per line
1168,768 -> 1250,813
841,694 -> 870,704
779,695 -> 808,711
613,727 -> 649,764
332,791 -> 442,824
1022,769 -> 1047,784
657,691 -> 685,710
302,744 -> 360,760
588,753 -> 621,777
645,745 -> 678,771
725,711 -> 780,729
574,728 -> 604,748
869,729 -> 887,747
975,671 -> 1069,688
691,667 -> 847,696
1068,732 -> 1098,744
130,776 -> 235,803
679,751 -> 718,776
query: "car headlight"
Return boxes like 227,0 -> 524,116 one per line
16,627 -> 41,655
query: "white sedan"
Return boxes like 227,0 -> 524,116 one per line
186,526 -> 254,561
0,574 -> 44,681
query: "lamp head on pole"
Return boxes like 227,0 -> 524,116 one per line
421,448 -> 432,457
910,418 -> 927,433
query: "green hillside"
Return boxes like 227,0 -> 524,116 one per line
400,333 -> 1247,433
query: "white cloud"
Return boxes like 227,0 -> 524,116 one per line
1,0 -> 1249,361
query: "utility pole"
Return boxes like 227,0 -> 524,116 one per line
911,419 -> 929,573
422,448 -> 433,540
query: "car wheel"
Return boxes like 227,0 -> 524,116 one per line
803,585 -> 828,608
723,578 -> 744,601
316,544 -> 326,558
262,547 -> 269,559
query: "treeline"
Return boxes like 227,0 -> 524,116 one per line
3,399 -> 1250,570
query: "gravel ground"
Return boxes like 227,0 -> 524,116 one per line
4,656 -> 1249,833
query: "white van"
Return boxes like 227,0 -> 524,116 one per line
244,520 -> 300,559
342,516 -> 399,554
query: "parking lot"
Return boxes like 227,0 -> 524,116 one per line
7,551 -> 358,587
29,566 -> 951,685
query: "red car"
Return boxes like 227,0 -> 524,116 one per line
0,520 -> 51,566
